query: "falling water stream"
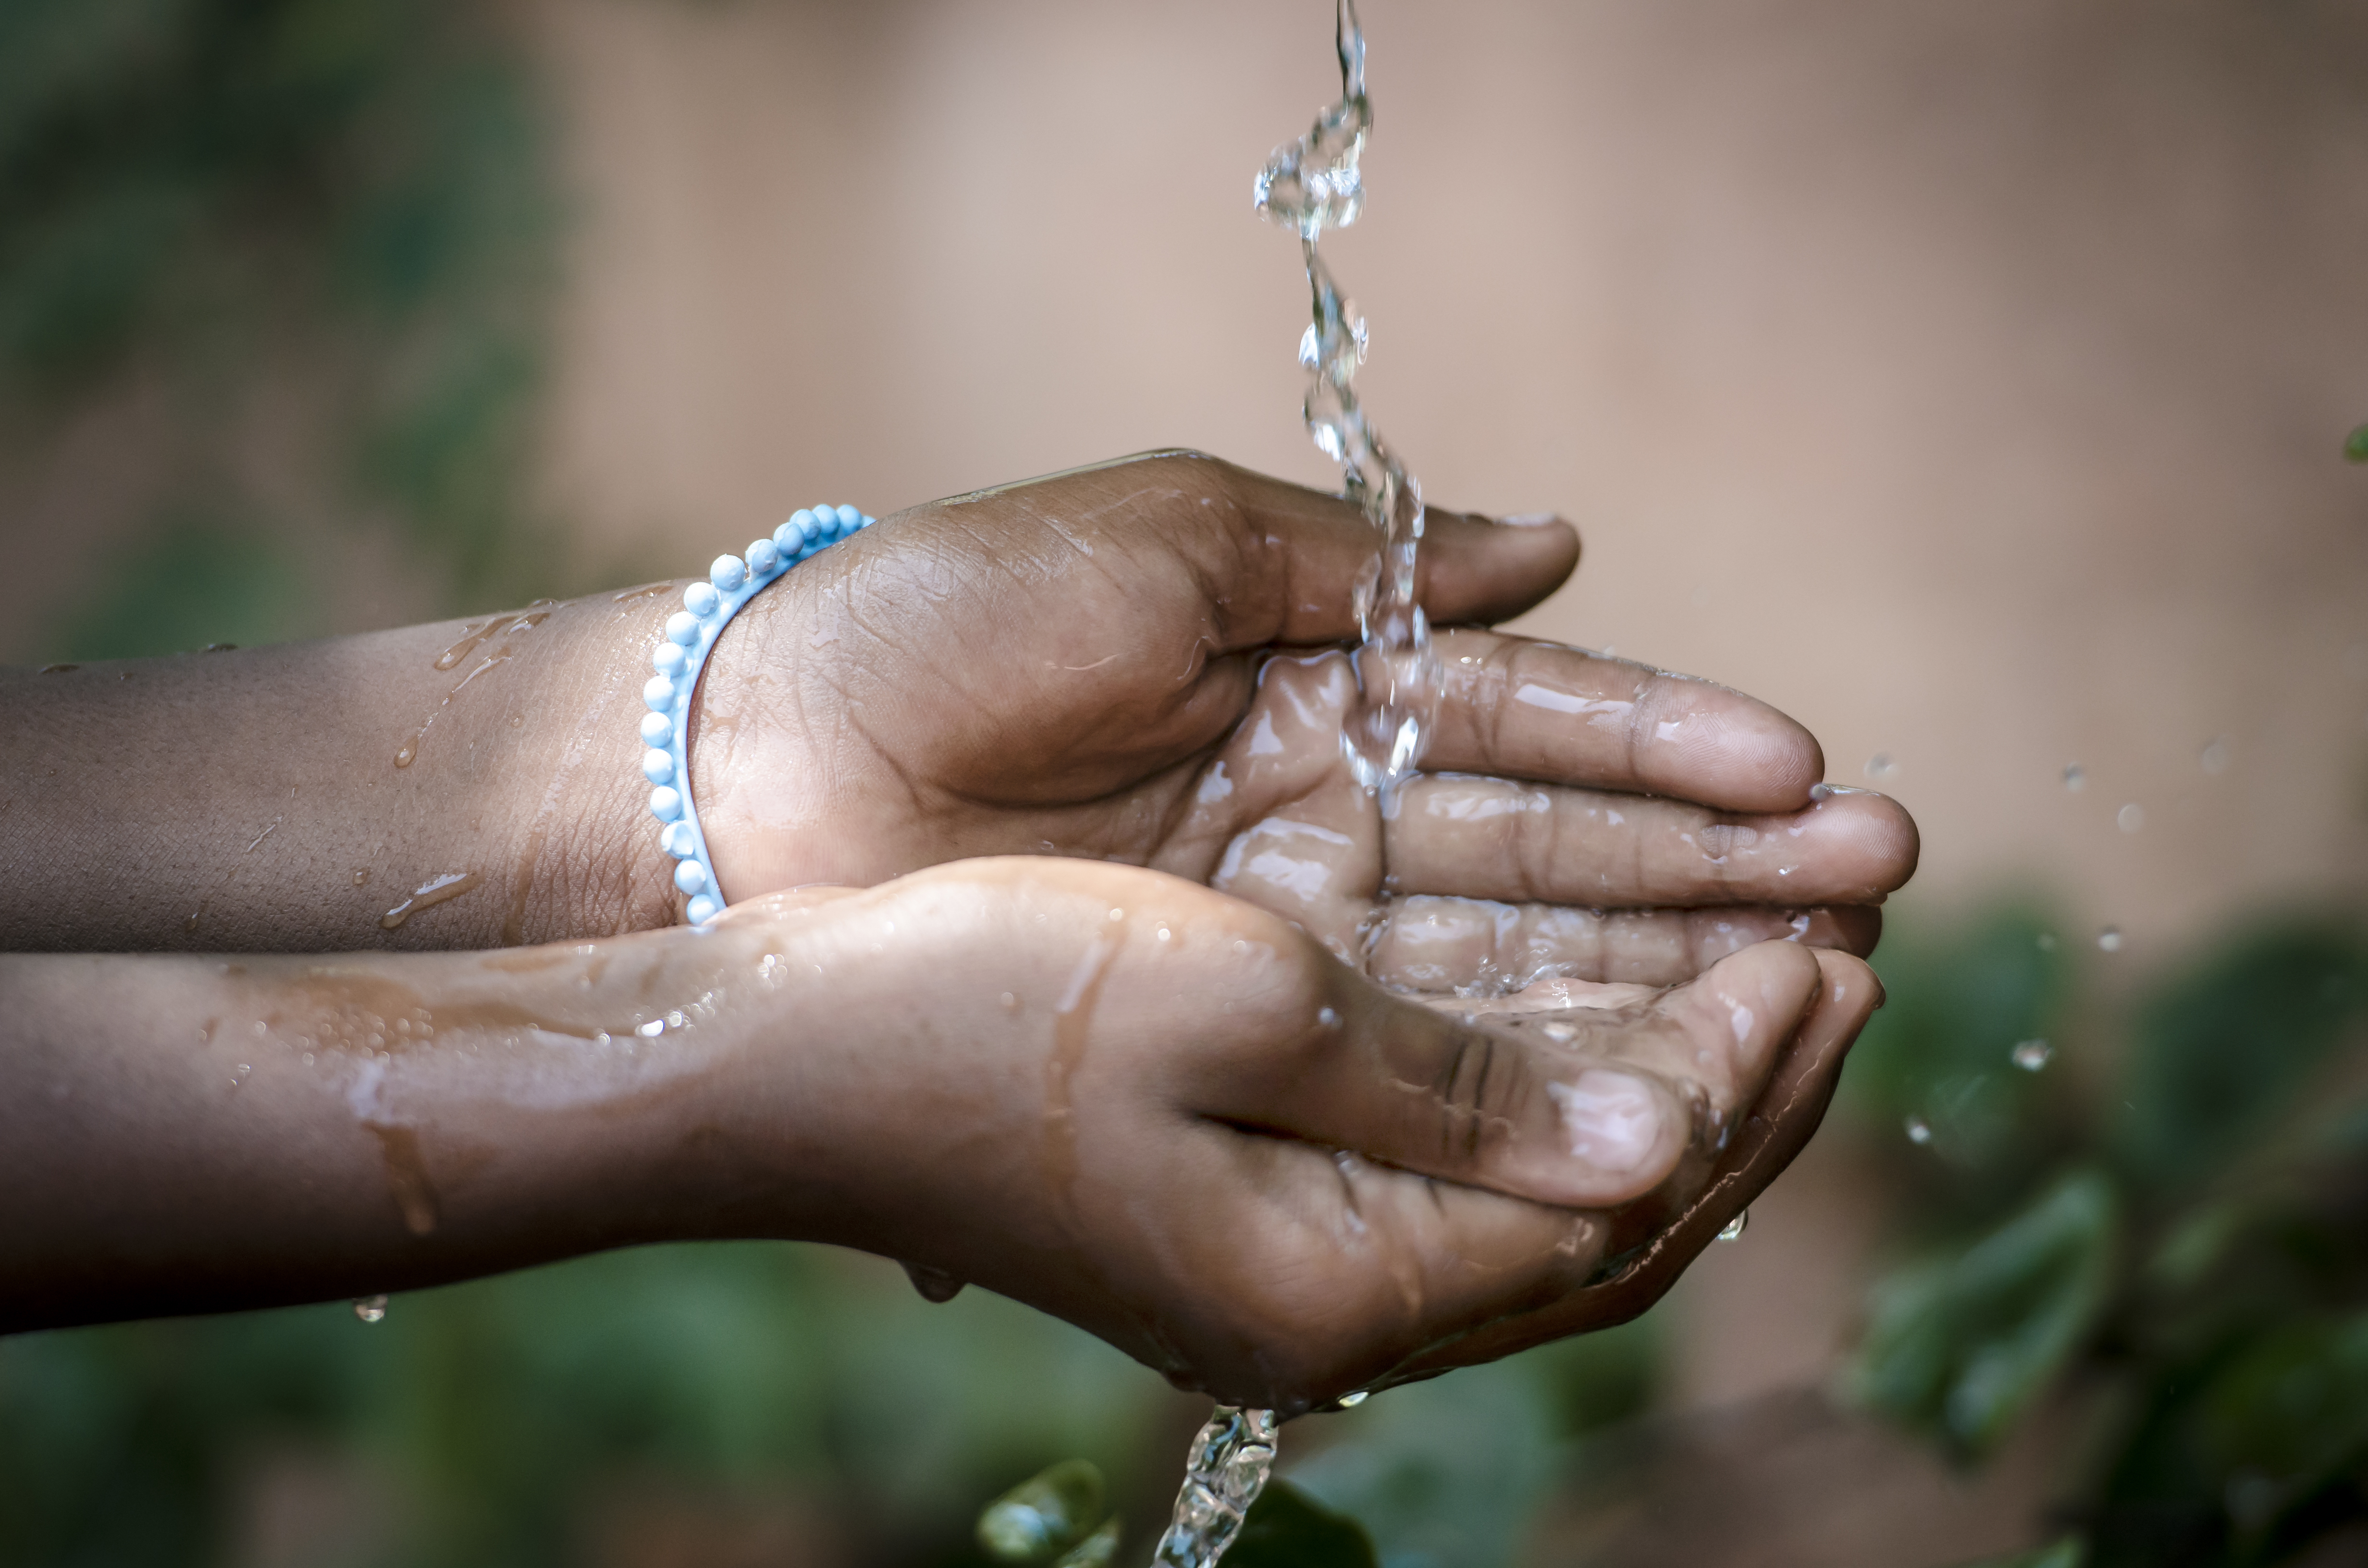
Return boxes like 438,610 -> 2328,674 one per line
1148,3 -> 1413,1560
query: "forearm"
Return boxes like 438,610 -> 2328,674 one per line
0,920 -> 839,1333
1,589 -> 685,952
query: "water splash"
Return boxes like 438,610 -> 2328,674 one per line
1151,1405 -> 1280,1568
1257,0 -> 1439,792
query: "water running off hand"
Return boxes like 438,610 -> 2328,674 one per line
1150,7 -> 1415,1560
1149,1406 -> 1278,1568
1257,0 -> 1442,793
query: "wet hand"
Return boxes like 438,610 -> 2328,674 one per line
690,451 -> 1916,980
708,858 -> 1882,1414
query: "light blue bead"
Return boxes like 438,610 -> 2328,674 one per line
649,785 -> 683,821
666,612 -> 700,646
747,539 -> 780,575
710,555 -> 746,592
642,674 -> 675,711
661,821 -> 698,858
640,711 -> 672,747
684,581 -> 721,617
789,508 -> 818,542
653,642 -> 687,677
641,749 -> 675,784
673,858 -> 707,894
686,894 -> 720,924
834,504 -> 861,531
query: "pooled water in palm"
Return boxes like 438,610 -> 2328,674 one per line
1258,0 -> 1441,792
1150,1405 -> 1279,1568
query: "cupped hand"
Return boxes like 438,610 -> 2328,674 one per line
707,857 -> 1881,1415
689,452 -> 1917,983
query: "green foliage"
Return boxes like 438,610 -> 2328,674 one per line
1838,905 -> 2071,1216
1843,903 -> 2368,1567
1848,1170 -> 2118,1457
2346,423 -> 2368,463
1,0 -> 561,655
978,1460 -> 1108,1563
52,506 -> 308,659
2117,922 -> 2368,1192
1958,1539 -> 2087,1568
0,1244 -> 1170,1568
1227,1479 -> 1379,1568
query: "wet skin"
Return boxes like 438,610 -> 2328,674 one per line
0,859 -> 1879,1411
0,451 -> 1916,1405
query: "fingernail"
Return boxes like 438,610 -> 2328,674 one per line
1496,511 -> 1565,528
1544,1069 -> 1664,1173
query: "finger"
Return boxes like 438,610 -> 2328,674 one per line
1369,896 -> 1880,991
1199,1133 -> 1610,1409
1386,774 -> 1918,908
1182,454 -> 1581,644
1376,947 -> 1881,1383
1200,939 -> 1827,1212
1425,627 -> 1828,813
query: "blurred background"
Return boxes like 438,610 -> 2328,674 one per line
3,0 -> 2366,1564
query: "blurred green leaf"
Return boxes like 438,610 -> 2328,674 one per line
1956,1538 -> 2086,1568
1841,904 -> 2069,1192
51,509 -> 307,661
1050,1514 -> 1122,1568
978,1459 -> 1107,1563
2194,1313 -> 2368,1543
1226,1479 -> 1378,1568
1848,1169 -> 2118,1456
2117,919 -> 2368,1192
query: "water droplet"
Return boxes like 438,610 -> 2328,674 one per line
1338,1390 -> 1369,1407
2062,762 -> 2087,792
351,869 -> 370,886
353,1295 -> 388,1323
2097,926 -> 2123,953
1905,1115 -> 1933,1146
1542,1021 -> 1577,1043
2117,803 -> 2145,833
2011,1038 -> 2053,1072
636,1018 -> 665,1038
1864,753 -> 1896,780
2199,737 -> 2231,774
1156,925 -> 1172,942
1316,1006 -> 1342,1029
379,870 -> 481,930
1715,1209 -> 1749,1242
901,1261 -> 965,1303
1000,991 -> 1019,1012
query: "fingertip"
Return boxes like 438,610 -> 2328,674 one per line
1808,947 -> 1885,1030
1422,510 -> 1580,625
1636,680 -> 1825,813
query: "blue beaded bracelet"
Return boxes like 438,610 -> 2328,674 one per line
639,502 -> 876,924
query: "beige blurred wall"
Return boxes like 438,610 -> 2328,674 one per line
529,0 -> 2368,963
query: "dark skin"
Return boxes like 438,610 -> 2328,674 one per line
0,452 -> 1915,1412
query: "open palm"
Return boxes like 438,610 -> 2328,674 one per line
690,451 -> 1917,989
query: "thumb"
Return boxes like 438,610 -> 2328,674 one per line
1187,454 -> 1583,644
